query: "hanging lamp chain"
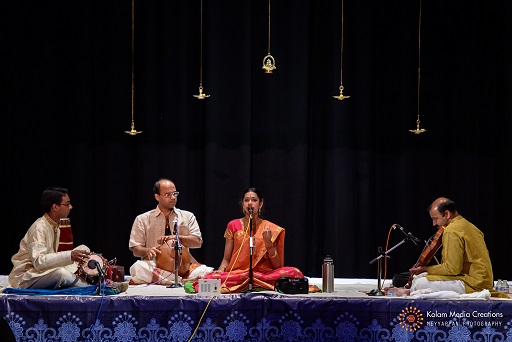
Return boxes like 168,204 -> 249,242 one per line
262,0 -> 276,73
267,0 -> 271,55
125,0 -> 142,134
194,0 -> 210,99
200,0 -> 203,87
333,0 -> 349,100
410,0 -> 426,134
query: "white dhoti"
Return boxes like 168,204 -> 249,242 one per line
129,260 -> 180,285
410,272 -> 465,294
129,260 -> 213,285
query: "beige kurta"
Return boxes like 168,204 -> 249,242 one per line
9,215 -> 82,288
128,206 -> 204,283
426,215 -> 494,293
128,207 -> 203,259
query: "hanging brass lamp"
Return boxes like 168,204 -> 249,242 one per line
262,0 -> 276,73
333,0 -> 350,100
193,0 -> 210,99
409,0 -> 426,134
125,0 -> 142,135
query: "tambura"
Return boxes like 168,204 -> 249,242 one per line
76,253 -> 109,285
58,218 -> 74,252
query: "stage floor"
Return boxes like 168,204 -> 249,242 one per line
1,276 -> 511,341
124,277 -> 380,297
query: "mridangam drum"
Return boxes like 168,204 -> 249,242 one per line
76,252 -> 109,285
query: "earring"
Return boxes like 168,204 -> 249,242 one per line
258,208 -> 261,216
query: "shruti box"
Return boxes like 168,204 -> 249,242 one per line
274,277 -> 309,294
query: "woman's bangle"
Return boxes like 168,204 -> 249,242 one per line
269,249 -> 278,258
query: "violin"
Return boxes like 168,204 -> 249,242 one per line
155,242 -> 192,277
404,226 -> 444,289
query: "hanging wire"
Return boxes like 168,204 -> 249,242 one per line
409,0 -> 426,134
186,221 -> 252,342
193,0 -> 210,99
125,0 -> 142,135
340,0 -> 344,87
267,0 -> 271,55
333,0 -> 350,100
262,0 -> 276,73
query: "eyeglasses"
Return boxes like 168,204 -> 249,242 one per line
162,192 -> 179,198
58,203 -> 72,207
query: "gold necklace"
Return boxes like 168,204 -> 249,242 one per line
243,217 -> 262,234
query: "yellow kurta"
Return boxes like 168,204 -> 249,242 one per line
426,215 -> 494,293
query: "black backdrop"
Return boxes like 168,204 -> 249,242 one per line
4,1 -> 512,281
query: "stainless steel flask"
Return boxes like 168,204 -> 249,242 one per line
322,255 -> 334,293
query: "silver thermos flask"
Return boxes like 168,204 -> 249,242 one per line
322,255 -> 334,293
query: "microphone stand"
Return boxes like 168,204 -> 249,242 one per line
368,238 -> 409,296
168,218 -> 183,288
248,209 -> 254,291
94,261 -> 106,295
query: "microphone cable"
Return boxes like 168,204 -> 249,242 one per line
187,219 -> 251,342
85,276 -> 107,342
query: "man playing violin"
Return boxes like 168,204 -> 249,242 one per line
391,197 -> 507,297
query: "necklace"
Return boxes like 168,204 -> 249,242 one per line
242,217 -> 262,234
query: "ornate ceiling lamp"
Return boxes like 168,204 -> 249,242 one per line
262,0 -> 276,73
409,0 -> 426,134
125,0 -> 142,135
193,0 -> 210,99
333,0 -> 350,101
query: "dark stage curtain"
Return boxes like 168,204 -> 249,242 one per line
4,1 -> 512,281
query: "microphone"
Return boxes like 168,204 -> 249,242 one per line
173,217 -> 182,254
394,224 -> 421,245
248,207 -> 253,215
87,259 -> 106,277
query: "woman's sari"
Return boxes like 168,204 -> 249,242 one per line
194,219 -> 303,293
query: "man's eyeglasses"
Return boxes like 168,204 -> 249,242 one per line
58,203 -> 72,207
162,192 -> 180,198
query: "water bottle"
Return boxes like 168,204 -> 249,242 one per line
495,279 -> 503,292
322,255 -> 334,293
502,280 -> 510,294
